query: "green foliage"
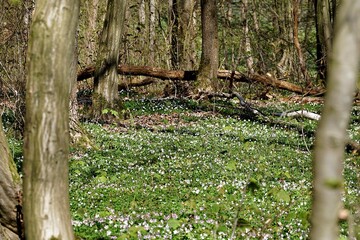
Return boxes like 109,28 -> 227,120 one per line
8,0 -> 22,6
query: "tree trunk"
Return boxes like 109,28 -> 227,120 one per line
23,0 -> 79,239
0,120 -> 22,240
241,0 -> 254,74
149,0 -> 157,65
310,1 -> 360,239
169,0 -> 195,96
83,0 -> 100,66
292,0 -> 310,86
70,27 -> 93,148
93,0 -> 127,112
197,0 -> 219,92
314,0 -> 333,84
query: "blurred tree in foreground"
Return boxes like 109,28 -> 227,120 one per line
310,1 -> 360,239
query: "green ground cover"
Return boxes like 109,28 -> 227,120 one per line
67,98 -> 359,239
5,97 -> 359,239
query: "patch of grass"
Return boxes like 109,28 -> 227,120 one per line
69,98 -> 359,239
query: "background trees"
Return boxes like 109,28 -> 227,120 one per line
23,0 -> 79,239
0,0 -> 359,238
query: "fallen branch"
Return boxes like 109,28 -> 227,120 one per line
278,110 -> 321,121
208,91 -> 359,154
118,77 -> 157,91
77,64 -> 323,95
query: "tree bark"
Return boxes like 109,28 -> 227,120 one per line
94,0 -> 127,108
310,1 -> 360,239
0,120 -> 22,240
170,0 -> 195,69
23,0 -> 79,239
83,0 -> 100,66
197,0 -> 219,92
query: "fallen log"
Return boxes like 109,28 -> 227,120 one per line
77,64 -> 323,95
118,77 -> 157,91
77,65 -> 197,81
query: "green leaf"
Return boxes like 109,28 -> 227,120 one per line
210,204 -> 220,213
9,0 -> 21,5
167,219 -> 181,229
225,160 -> 237,171
128,226 -> 146,236
223,126 -> 233,131
276,189 -> 290,203
95,175 -> 107,183
217,224 -> 228,233
284,171 -> 291,179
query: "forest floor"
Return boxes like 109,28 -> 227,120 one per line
67,96 -> 360,239
8,95 -> 360,239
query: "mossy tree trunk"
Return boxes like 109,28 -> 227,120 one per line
93,0 -> 127,118
197,0 -> 219,92
0,120 -> 22,239
310,1 -> 360,239
23,0 -> 79,239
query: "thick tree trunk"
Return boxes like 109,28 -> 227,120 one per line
94,0 -> 127,108
170,0 -> 195,69
310,1 -> 360,239
23,0 -> 79,239
0,120 -> 22,240
197,0 -> 219,92
70,28 -> 93,148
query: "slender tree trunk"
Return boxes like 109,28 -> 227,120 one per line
139,0 -> 146,26
314,0 -> 333,83
149,0 -> 157,65
70,30 -> 93,147
197,0 -> 219,92
242,0 -> 254,74
94,0 -> 127,112
23,0 -> 79,239
293,0 -> 310,86
170,0 -> 179,69
310,1 -> 360,239
0,120 -> 22,240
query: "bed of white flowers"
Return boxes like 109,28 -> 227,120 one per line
68,98 -> 359,239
